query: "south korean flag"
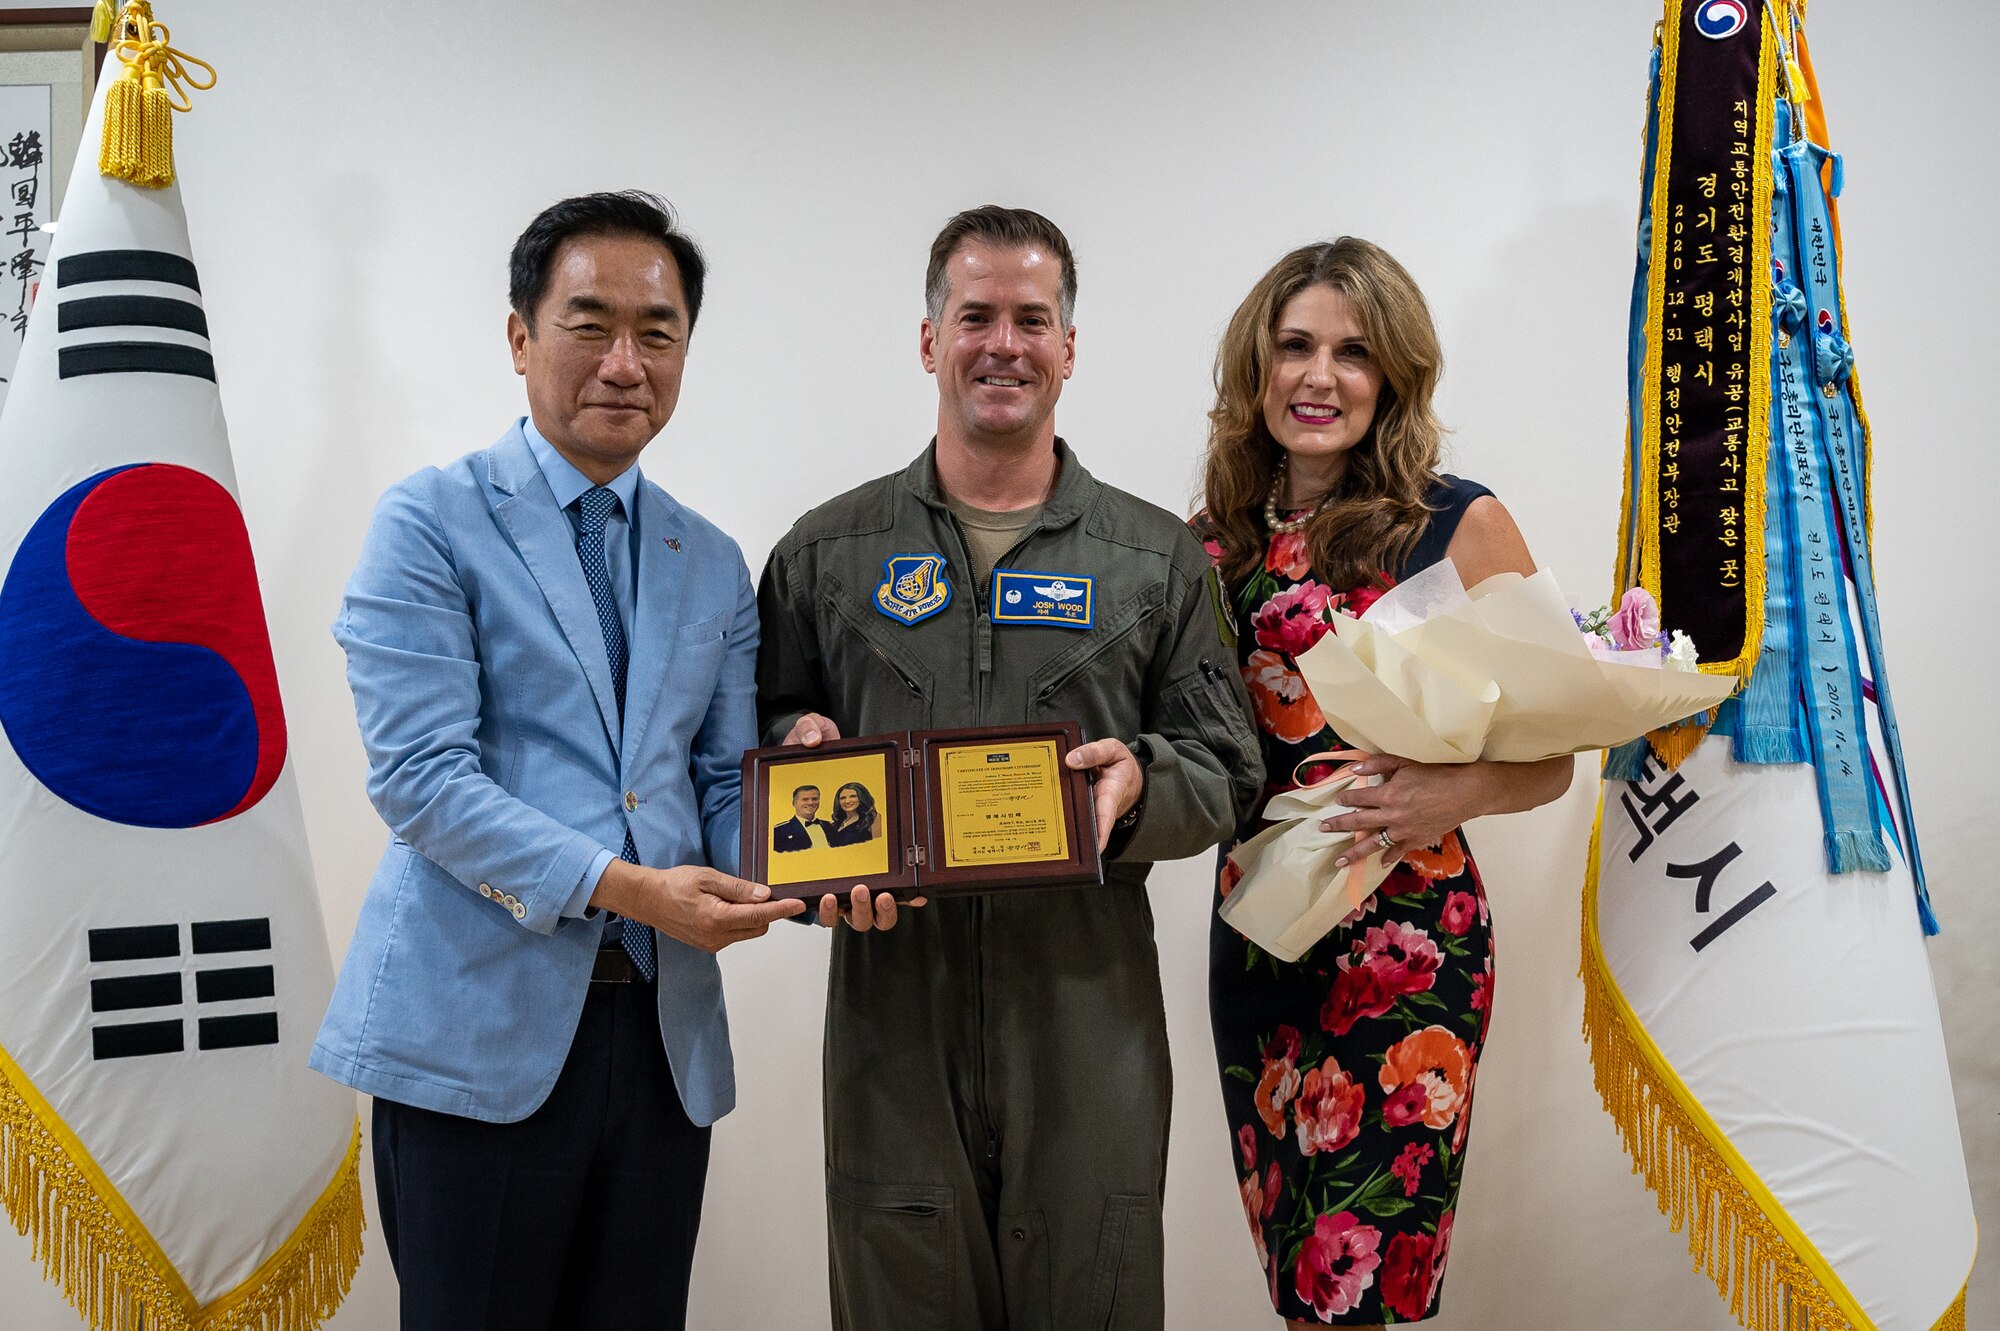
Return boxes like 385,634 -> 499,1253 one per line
0,42 -> 361,1331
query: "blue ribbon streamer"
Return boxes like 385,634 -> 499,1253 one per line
1775,121 -> 1934,928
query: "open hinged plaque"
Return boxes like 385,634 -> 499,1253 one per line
739,721 -> 1104,903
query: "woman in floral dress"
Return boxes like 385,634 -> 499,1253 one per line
1192,239 -> 1572,1327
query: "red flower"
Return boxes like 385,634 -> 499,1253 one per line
1334,577 -> 1393,620
1378,864 -> 1430,899
1381,1083 -> 1428,1128
1293,1058 -> 1366,1156
1201,533 -> 1226,566
1354,919 -> 1442,998
1319,962 -> 1395,1036
1380,1230 -> 1437,1320
1266,530 -> 1312,579
1439,891 -> 1478,936
1244,650 -> 1327,745
1251,580 -> 1334,656
1219,856 -> 1243,901
1389,1141 -> 1435,1197
1238,1124 -> 1257,1173
1265,1024 -> 1303,1063
1293,1211 -> 1382,1321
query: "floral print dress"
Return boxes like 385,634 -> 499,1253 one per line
1193,476 -> 1495,1325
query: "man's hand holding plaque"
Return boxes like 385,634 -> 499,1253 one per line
742,721 -> 1107,905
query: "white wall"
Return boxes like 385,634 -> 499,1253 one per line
1,2 -> 1989,1327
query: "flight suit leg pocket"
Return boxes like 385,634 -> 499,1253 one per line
1083,1194 -> 1164,1331
826,1173 -> 956,1328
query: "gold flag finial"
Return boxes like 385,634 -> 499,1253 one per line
99,0 -> 215,189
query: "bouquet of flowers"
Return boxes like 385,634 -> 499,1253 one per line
1221,563 -> 1738,961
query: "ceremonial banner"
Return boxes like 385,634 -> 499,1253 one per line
1584,4 -> 1975,1330
0,6 -> 362,1328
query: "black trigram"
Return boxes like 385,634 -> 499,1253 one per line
86,916 -> 278,1060
54,248 -> 214,382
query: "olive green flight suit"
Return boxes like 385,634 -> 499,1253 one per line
757,440 -> 1262,1331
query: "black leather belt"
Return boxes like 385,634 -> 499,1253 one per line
591,947 -> 643,984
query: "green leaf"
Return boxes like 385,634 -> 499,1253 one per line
1358,1194 -> 1416,1219
1225,1065 -> 1257,1084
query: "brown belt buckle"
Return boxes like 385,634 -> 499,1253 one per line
591,947 -> 638,984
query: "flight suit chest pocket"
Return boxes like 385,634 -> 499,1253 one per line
820,574 -> 933,731
1026,584 -> 1164,723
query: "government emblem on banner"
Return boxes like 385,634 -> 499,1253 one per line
874,552 -> 951,625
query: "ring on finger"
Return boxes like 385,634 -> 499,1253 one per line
1375,829 -> 1396,853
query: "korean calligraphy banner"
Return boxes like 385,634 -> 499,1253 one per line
1584,4 -> 1975,1330
0,6 -> 362,1328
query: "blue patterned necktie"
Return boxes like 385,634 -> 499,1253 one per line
576,487 -> 655,981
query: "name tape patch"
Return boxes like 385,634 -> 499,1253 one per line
990,569 -> 1093,630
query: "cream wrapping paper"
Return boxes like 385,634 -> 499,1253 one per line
1222,563 -> 1737,960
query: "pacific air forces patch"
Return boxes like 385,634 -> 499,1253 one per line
874,553 -> 952,625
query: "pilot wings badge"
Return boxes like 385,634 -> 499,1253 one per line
874,553 -> 953,625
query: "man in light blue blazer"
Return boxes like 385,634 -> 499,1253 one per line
310,193 -> 807,1330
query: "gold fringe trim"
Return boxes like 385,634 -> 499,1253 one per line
1580,809 -> 1972,1331
0,1044 -> 363,1330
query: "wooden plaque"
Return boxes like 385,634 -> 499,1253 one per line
740,721 -> 1102,903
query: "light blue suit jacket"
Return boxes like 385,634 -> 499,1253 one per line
309,422 -> 756,1126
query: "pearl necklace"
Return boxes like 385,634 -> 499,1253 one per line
1263,462 -> 1318,534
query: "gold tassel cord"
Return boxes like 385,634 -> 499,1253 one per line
1,1042 -> 364,1330
1578,815 -> 1971,1331
99,3 -> 215,189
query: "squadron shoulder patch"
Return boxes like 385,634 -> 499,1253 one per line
874,553 -> 952,625
990,568 -> 1094,630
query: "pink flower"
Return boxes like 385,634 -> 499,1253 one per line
1252,580 -> 1334,656
1380,1230 -> 1438,1320
1293,1058 -> 1366,1156
1381,1082 -> 1429,1127
1607,586 -> 1662,651
1238,1123 -> 1257,1173
1429,1211 -> 1456,1308
1201,533 -> 1226,565
1390,1141 -> 1435,1196
1353,919 -> 1442,998
1439,891 -> 1478,936
1469,959 -> 1494,1041
1294,1211 -> 1382,1321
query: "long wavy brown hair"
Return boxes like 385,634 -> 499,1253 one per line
1201,238 -> 1446,591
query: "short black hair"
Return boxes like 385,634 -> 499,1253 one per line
926,205 -> 1077,327
508,191 -> 707,334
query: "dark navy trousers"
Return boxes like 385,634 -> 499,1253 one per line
371,977 -> 711,1330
